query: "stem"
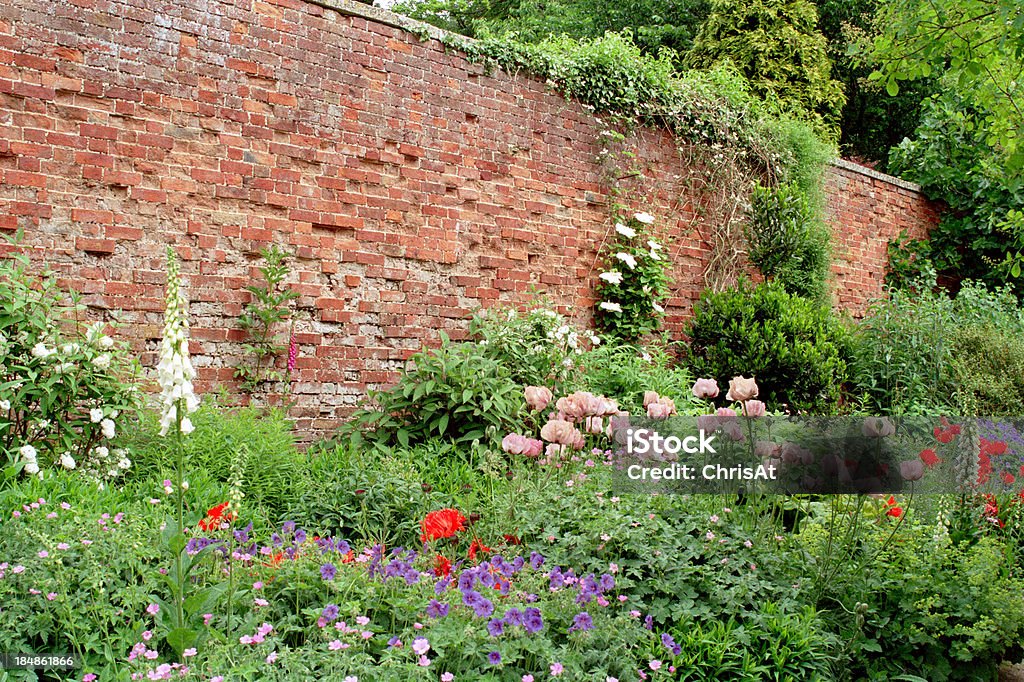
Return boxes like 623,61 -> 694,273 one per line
174,396 -> 185,640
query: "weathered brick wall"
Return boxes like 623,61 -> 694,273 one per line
0,0 -> 938,433
825,158 -> 939,312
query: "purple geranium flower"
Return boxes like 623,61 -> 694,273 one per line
523,607 -> 544,634
427,599 -> 449,619
321,563 -> 337,581
488,651 -> 501,665
487,618 -> 504,637
322,604 -> 339,622
570,612 -> 594,632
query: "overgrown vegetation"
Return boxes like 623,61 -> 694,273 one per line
235,245 -> 299,392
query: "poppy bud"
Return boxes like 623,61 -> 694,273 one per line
469,512 -> 481,524
421,483 -> 432,493
354,489 -> 365,496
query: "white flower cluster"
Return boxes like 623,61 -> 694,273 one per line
597,212 -> 667,319
19,444 -> 41,477
157,250 -> 200,437
70,443 -> 132,484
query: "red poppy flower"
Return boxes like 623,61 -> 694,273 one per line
919,448 -> 940,467
434,555 -> 452,577
884,495 -> 903,519
978,453 -> 993,485
980,438 -> 1008,456
503,534 -> 521,545
420,509 -> 467,543
264,551 -> 284,568
341,550 -> 355,564
198,501 -> 236,531
468,538 -> 491,562
934,421 -> 961,444
1002,471 -> 1016,485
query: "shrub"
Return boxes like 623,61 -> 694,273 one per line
744,180 -> 831,301
284,441 -> 436,547
468,302 -> 596,394
684,281 -> 850,413
1,242 -> 141,484
824,530 -> 1024,681
949,325 -> 1024,416
849,281 -> 1024,414
848,287 -> 955,414
343,333 -> 524,448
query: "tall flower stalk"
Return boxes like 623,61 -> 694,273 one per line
156,247 -> 201,656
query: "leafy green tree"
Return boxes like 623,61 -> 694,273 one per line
889,82 -> 1024,294
867,0 -> 1024,290
815,0 -> 934,169
683,0 -> 846,138
866,0 -> 1023,167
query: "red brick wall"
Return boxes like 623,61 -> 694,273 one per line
0,0 -> 938,432
825,158 -> 939,313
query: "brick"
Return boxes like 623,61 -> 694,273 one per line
75,237 -> 116,254
71,208 -> 114,224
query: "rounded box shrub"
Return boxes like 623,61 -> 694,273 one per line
684,280 -> 850,413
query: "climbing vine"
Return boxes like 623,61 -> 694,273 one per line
452,32 -> 834,305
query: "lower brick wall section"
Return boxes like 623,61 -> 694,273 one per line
825,159 -> 939,313
0,0 -> 939,437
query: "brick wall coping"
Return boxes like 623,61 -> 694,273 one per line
830,158 -> 923,193
310,0 -> 477,48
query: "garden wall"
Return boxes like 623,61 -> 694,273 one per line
0,0 -> 938,432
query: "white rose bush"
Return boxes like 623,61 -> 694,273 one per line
0,238 -> 140,484
593,211 -> 670,340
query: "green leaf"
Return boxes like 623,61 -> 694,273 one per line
165,627 -> 199,656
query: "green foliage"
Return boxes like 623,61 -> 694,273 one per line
816,0 -> 935,170
472,31 -> 681,119
885,230 -> 936,292
593,212 -> 670,340
397,0 -> 711,59
824,529 -> 1024,681
684,0 -> 846,138
1,237 -> 141,484
866,0 -> 1023,168
949,325 -> 1024,417
849,287 -> 956,414
888,85 -> 1024,296
850,281 -> 1024,414
468,302 -> 595,394
744,180 -> 831,301
343,333 -> 524,448
284,441 -> 435,546
577,342 -> 701,414
235,245 -> 299,392
0,486 -> 164,675
685,281 -> 850,413
123,401 -> 302,521
662,605 -> 838,680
